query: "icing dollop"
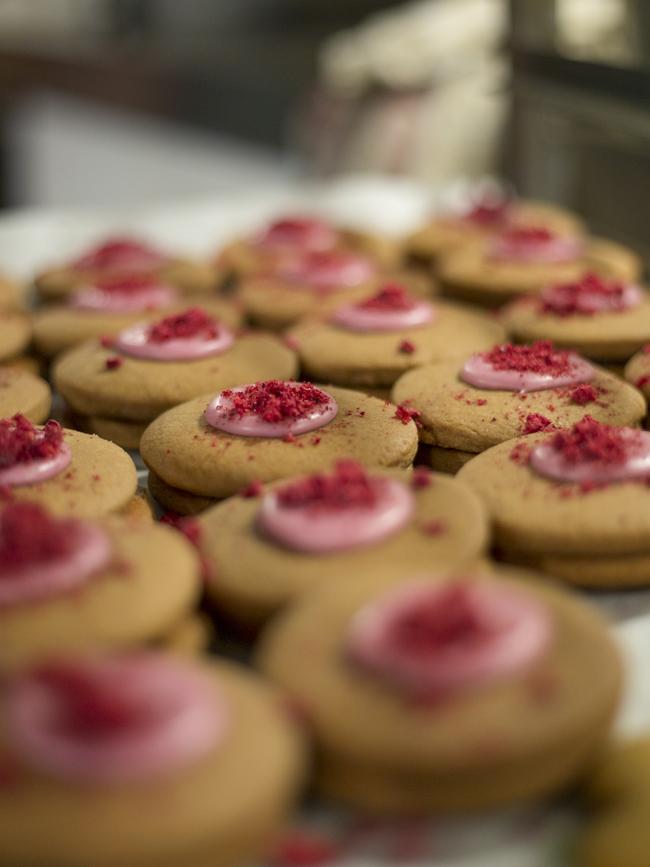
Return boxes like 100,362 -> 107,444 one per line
71,274 -> 178,313
538,272 -> 643,317
5,654 -> 226,784
204,380 -> 337,438
257,460 -> 415,553
461,341 -> 595,392
71,237 -> 166,273
277,250 -> 376,291
114,307 -> 234,361
255,216 -> 338,252
0,502 -> 111,607
0,416 -> 71,487
332,284 -> 436,332
347,579 -> 551,700
530,416 -> 650,484
490,226 -> 583,264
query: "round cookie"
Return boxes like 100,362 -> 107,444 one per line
148,470 -> 216,516
78,415 -> 148,451
503,273 -> 650,362
199,463 -> 489,627
0,653 -> 305,867
0,310 -> 31,363
53,311 -> 297,423
407,198 -> 584,268
457,419 -> 650,586
257,565 -> 621,812
288,287 -> 505,389
439,230 -> 641,308
624,346 -> 650,402
35,236 -> 220,302
0,417 -> 137,519
141,382 -> 419,510
0,275 -> 25,310
0,368 -> 51,423
392,342 -> 646,466
160,613 -> 215,656
0,503 -> 201,670
33,292 -> 242,359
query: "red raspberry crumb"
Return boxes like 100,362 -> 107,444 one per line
522,413 -> 555,435
420,519 -> 447,536
0,416 -> 63,470
275,460 -> 381,511
105,356 -> 122,370
394,404 -> 421,425
548,416 -> 636,466
147,307 -> 220,343
240,480 -> 263,498
540,272 -> 630,317
99,335 -> 114,348
636,375 -> 650,390
71,237 -> 163,271
569,383 -> 598,405
272,832 -> 339,867
480,341 -> 575,376
357,284 -> 415,311
398,339 -> 416,354
0,502 -> 82,573
222,381 -> 331,424
411,466 -> 432,489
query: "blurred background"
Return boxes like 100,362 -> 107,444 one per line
0,0 -> 647,254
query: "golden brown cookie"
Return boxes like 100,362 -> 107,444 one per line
199,465 -> 489,627
624,346 -> 650,402
160,614 -> 215,656
258,565 -> 621,812
148,470 -> 216,515
0,310 -> 31,363
0,368 -> 51,423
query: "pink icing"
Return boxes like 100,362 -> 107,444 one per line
332,286 -> 435,333
461,342 -> 595,393
0,443 -> 71,487
70,238 -> 167,273
490,227 -> 584,264
255,216 -> 338,252
257,463 -> 415,553
114,309 -> 234,361
277,250 -> 376,291
539,273 -> 644,316
204,381 -> 338,438
0,504 -> 111,608
5,654 -> 226,785
71,275 -> 178,313
346,579 -> 552,699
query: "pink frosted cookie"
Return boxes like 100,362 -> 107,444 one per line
258,565 -> 620,812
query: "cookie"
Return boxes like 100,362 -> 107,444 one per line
624,345 -> 650,402
0,275 -> 25,310
0,368 -> 51,423
258,564 -> 621,812
0,415 -> 137,518
160,613 -> 215,656
438,228 -> 642,307
0,501 -> 201,669
141,381 -> 419,512
0,652 -> 304,867
407,196 -> 584,268
148,470 -> 216,515
239,246 -> 434,331
0,310 -> 31,363
33,275 -> 242,358
35,236 -> 219,302
198,461 -> 488,627
54,307 -> 297,427
503,273 -> 650,362
577,736 -> 650,867
288,284 -> 505,389
457,417 -> 650,586
77,415 -> 148,451
392,341 -> 645,466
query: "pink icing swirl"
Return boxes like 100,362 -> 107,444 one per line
71,275 -> 178,313
257,461 -> 415,553
278,250 -> 376,291
0,503 -> 111,608
0,444 -> 71,487
346,579 -> 552,700
490,227 -> 584,264
114,308 -> 234,361
204,381 -> 338,438
5,654 -> 226,785
332,285 -> 436,332
255,216 -> 338,252
461,342 -> 595,393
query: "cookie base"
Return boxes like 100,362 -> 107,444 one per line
148,470 -> 218,516
429,445 -> 476,474
503,548 -> 650,588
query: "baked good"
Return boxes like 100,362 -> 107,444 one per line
457,416 -> 650,586
0,652 -> 304,867
0,369 -> 51,423
0,414 -> 138,518
199,460 -> 488,627
624,345 -> 650,403
35,236 -> 219,302
503,273 -> 650,362
141,381 -> 419,514
258,564 -> 621,812
288,284 -> 504,389
392,341 -> 646,473
0,309 -> 32,364
0,501 -> 201,669
53,307 -> 296,449
438,227 -> 642,307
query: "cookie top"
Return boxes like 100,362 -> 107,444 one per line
53,311 -> 297,422
0,654 -> 304,867
0,503 -> 200,669
439,231 -> 641,306
503,274 -> 650,361
33,283 -> 242,358
391,342 -> 645,452
0,369 -> 51,423
0,310 -> 31,362
258,565 -> 620,777
0,418 -> 137,518
199,463 -> 489,625
288,288 -> 505,388
141,382 -> 419,499
457,419 -> 650,555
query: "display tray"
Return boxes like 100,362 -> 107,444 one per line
6,177 -> 650,867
